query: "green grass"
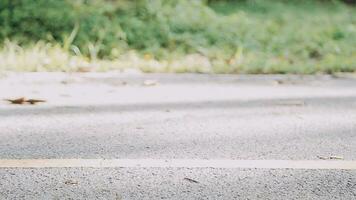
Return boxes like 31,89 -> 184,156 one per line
209,0 -> 356,74
0,0 -> 355,74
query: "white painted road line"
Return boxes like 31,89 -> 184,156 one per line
1,159 -> 356,169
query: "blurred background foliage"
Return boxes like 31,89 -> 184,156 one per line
0,0 -> 355,73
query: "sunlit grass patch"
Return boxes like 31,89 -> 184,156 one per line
0,41 -> 216,73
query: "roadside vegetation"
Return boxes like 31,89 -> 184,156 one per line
0,0 -> 355,73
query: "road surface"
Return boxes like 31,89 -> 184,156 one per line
0,73 -> 356,199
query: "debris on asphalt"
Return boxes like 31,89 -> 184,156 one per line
329,156 -> 344,160
4,97 -> 46,105
317,155 -> 344,160
4,97 -> 26,104
272,79 -> 299,85
317,156 -> 329,160
77,66 -> 93,73
272,80 -> 284,85
183,177 -> 199,184
26,99 -> 47,105
143,80 -> 158,86
64,180 -> 79,185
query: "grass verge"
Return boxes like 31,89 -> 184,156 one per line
0,0 -> 355,74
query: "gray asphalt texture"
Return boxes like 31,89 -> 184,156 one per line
1,168 -> 356,200
0,73 -> 356,199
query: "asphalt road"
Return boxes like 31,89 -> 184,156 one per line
0,73 -> 356,199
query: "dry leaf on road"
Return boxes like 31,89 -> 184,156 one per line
26,99 -> 47,105
4,97 -> 26,104
4,97 -> 46,105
